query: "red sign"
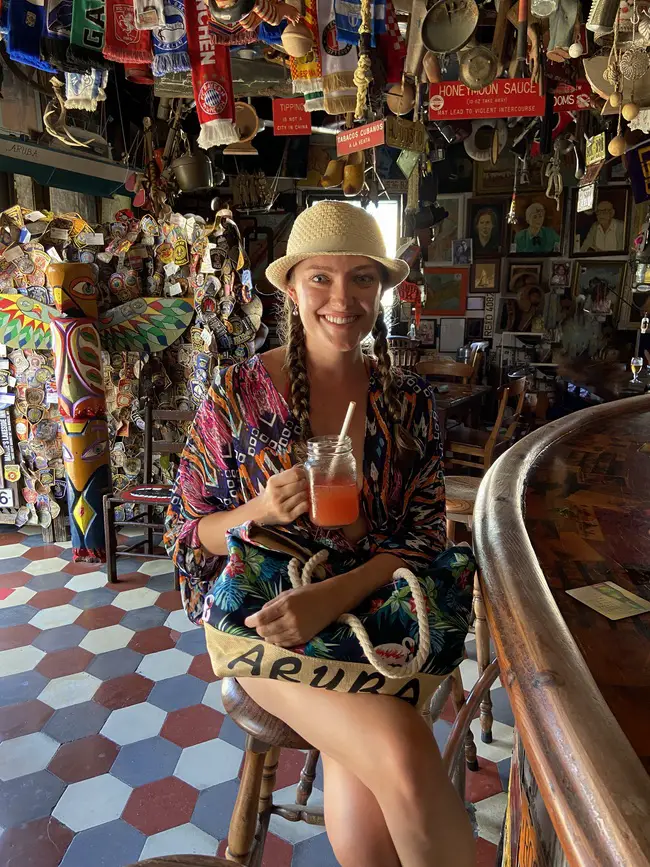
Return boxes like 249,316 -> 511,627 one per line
336,120 -> 385,157
428,79 -> 592,121
273,98 -> 311,136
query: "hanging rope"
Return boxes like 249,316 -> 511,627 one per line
288,550 -> 431,679
353,0 -> 373,120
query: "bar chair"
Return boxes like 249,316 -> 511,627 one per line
445,374 -> 528,472
103,399 -> 194,585
416,359 -> 474,383
387,336 -> 421,369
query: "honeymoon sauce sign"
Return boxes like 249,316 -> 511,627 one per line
428,79 -> 592,121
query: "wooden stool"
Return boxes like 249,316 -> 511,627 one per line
446,475 -> 493,744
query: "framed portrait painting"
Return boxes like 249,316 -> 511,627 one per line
506,262 -> 542,296
423,267 -> 469,316
573,260 -> 627,319
508,192 -> 563,255
472,260 -> 500,292
467,198 -> 506,257
572,186 -> 630,256
417,317 -> 437,346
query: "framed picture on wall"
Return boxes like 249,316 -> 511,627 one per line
471,259 -> 500,292
452,239 -> 473,265
467,198 -> 506,257
509,192 -> 563,255
465,318 -> 484,341
506,262 -> 543,296
417,317 -> 437,346
423,267 -> 468,315
550,260 -> 572,288
573,260 -> 627,319
474,152 -> 544,195
572,186 -> 630,256
427,195 -> 466,264
439,317 -> 466,352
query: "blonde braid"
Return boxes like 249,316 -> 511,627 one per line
372,310 -> 421,465
282,295 -> 313,448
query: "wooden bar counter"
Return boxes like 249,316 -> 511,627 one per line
474,394 -> 650,867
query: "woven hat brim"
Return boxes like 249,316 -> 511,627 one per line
266,253 -> 410,292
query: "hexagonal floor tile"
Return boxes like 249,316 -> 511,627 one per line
29,604 -> 81,630
100,701 -> 167,745
188,654 -> 217,683
164,609 -> 196,633
58,819 -> 145,867
25,571 -> 72,591
128,626 -> 177,655
292,832 -> 338,867
474,791 -> 509,845
0,731 -> 59,781
0,699 -> 53,741
94,673 -> 154,710
64,571 -> 108,593
69,588 -> 116,610
0,644 -> 45,676
0,543 -> 29,559
48,734 -> 120,783
120,606 -> 169,631
29,587 -> 75,609
139,823 -> 219,860
79,624 -> 135,654
38,672 -> 101,709
52,772 -> 132,832
174,628 -> 207,657
137,647 -> 192,681
155,590 -> 183,611
0,604 -> 38,627
35,647 -> 93,679
192,779 -> 240,841
174,738 -> 242,790
161,704 -> 224,748
0,586 -> 36,608
23,558 -> 69,576
149,675 -> 207,713
110,735 -> 182,787
0,671 -> 48,708
137,559 -> 175,577
0,815 -> 74,867
22,544 -> 64,561
74,605 -> 124,630
112,587 -> 160,611
123,776 -> 198,836
269,784 -> 326,843
0,769 -> 66,826
202,680 -> 226,713
43,701 -> 111,744
86,648 -> 144,681
0,570 -> 32,591
0,623 -> 40,651
32,624 -> 88,652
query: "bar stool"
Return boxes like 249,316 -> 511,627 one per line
446,475 -> 493,744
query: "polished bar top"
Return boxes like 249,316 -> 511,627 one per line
525,410 -> 650,776
474,394 -> 650,867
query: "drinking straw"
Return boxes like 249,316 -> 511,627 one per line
327,401 -> 356,481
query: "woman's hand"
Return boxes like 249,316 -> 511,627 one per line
256,466 -> 310,526
244,582 -> 337,647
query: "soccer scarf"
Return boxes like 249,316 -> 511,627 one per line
151,0 -> 189,76
65,67 -> 108,109
334,0 -> 385,46
185,0 -> 237,148
289,0 -> 323,111
8,0 -> 57,71
103,0 -> 152,62
42,0 -> 75,70
319,0 -> 356,115
68,0 -> 111,67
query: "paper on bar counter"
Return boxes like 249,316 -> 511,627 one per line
567,582 -> 650,620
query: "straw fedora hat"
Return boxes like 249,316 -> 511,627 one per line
265,201 -> 409,291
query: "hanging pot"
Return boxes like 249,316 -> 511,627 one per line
170,150 -> 214,192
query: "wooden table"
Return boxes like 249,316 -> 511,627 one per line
429,383 -> 491,446
474,395 -> 650,867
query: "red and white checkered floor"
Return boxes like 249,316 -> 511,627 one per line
0,525 -> 512,866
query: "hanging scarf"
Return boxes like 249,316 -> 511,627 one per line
68,0 -> 110,68
377,0 -> 405,85
319,0 -> 356,115
185,0 -> 237,148
8,0 -> 57,71
289,0 -> 323,111
104,0 -> 152,61
124,61 -> 154,81
133,0 -> 164,28
334,0 -> 385,46
42,0 -> 74,70
152,0 -> 190,75
65,67 -> 108,108
257,18 -> 285,44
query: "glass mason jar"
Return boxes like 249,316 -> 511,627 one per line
305,435 -> 359,528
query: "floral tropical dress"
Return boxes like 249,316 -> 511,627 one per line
164,355 -> 474,691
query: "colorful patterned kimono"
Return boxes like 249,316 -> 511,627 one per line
164,355 -> 473,702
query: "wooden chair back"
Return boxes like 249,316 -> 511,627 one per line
416,360 -> 474,384
142,400 -> 195,484
388,337 -> 420,369
472,376 -> 528,468
469,349 -> 484,384
502,374 -> 528,441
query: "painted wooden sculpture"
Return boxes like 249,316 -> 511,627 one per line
0,265 -> 193,561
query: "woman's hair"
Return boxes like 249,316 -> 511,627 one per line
280,266 -> 421,467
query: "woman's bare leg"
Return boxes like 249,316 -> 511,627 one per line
241,678 -> 475,867
322,754 -> 400,867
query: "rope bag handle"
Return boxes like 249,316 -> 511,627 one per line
288,550 -> 430,679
